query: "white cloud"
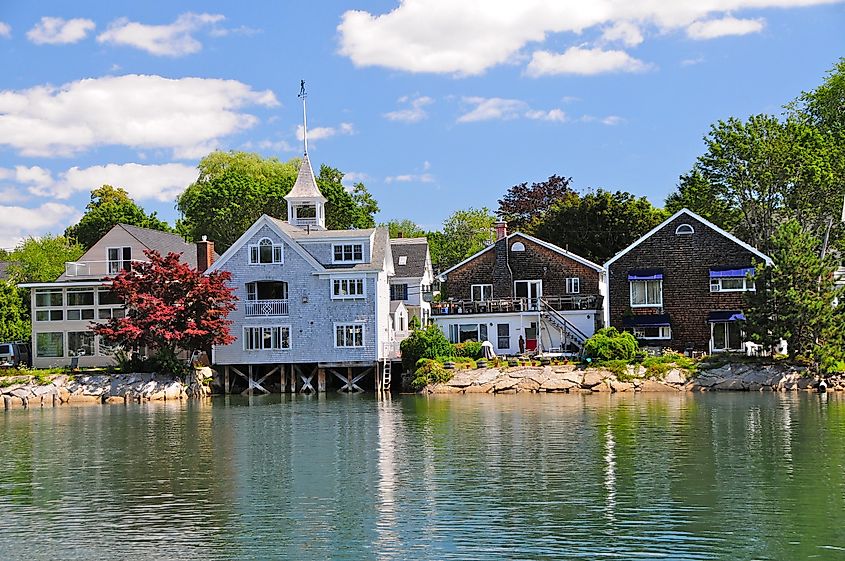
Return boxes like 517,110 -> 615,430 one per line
296,122 -> 355,142
525,108 -> 567,122
0,74 -> 278,158
686,17 -> 765,40
97,12 -> 224,56
601,21 -> 643,47
0,202 -> 80,249
601,115 -> 624,125
246,139 -> 297,153
385,173 -> 435,184
27,17 -> 95,45
0,22 -> 11,39
338,1 -> 831,75
384,95 -> 434,123
527,47 -> 651,77
457,97 -> 526,123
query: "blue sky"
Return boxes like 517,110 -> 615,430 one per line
0,1 -> 842,247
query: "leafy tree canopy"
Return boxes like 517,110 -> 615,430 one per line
380,219 -> 427,239
8,235 -> 84,284
65,185 -> 171,249
0,281 -> 29,342
431,207 -> 496,270
176,151 -> 379,251
532,189 -> 668,264
497,174 -> 577,231
788,57 -> 845,135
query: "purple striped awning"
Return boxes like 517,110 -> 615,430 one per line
623,314 -> 671,327
710,267 -> 755,278
707,310 -> 745,322
628,268 -> 663,281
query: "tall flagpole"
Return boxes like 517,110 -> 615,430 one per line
299,80 -> 308,155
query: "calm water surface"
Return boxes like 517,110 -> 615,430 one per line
1,393 -> 844,561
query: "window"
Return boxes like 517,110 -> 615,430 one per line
67,288 -> 94,306
98,289 -> 122,306
36,332 -> 63,358
390,283 -> 408,301
471,284 -> 492,301
630,280 -> 662,307
398,256 -> 408,266
711,277 -> 754,292
243,326 -> 291,350
333,243 -> 364,262
333,278 -> 366,299
67,309 -> 95,321
296,205 -> 317,219
566,277 -> 580,294
633,326 -> 672,340
35,289 -> 62,308
497,323 -> 510,350
448,323 -> 488,343
98,308 -> 125,320
246,281 -> 289,301
712,322 -> 742,351
35,310 -> 63,322
675,223 -> 695,235
107,247 -> 132,274
249,237 -> 283,264
511,242 -> 525,252
68,332 -> 95,357
336,324 -> 365,348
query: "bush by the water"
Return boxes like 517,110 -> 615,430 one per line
411,358 -> 453,390
454,341 -> 483,359
583,327 -> 639,361
400,324 -> 454,371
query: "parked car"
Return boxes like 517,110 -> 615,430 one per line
0,342 -> 31,367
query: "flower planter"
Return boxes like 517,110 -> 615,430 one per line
443,361 -> 456,370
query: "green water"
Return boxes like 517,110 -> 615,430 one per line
1,393 -> 844,560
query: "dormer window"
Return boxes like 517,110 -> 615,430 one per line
249,237 -> 283,264
333,243 -> 363,263
675,223 -> 695,235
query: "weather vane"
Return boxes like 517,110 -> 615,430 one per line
299,80 -> 308,154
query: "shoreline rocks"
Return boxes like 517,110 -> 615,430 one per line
420,363 -> 845,395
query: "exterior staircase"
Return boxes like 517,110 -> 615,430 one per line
539,298 -> 590,353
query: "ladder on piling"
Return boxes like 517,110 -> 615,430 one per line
381,355 -> 392,391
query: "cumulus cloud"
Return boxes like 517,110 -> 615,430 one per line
27,16 -> 95,45
384,95 -> 434,123
0,74 -> 278,158
526,47 -> 651,77
525,108 -> 567,122
385,161 -> 435,184
686,17 -> 765,39
296,122 -> 355,142
337,1 -> 830,76
0,202 -> 80,249
458,97 -> 570,123
97,12 -> 224,56
0,22 -> 11,39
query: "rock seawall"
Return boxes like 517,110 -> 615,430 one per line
1,369 -> 213,409
421,363 -> 841,395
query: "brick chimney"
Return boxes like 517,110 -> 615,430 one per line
196,236 -> 215,272
494,221 -> 508,241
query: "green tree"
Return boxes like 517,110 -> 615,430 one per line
432,207 -> 496,269
744,220 -> 845,374
789,57 -> 845,135
65,185 -> 171,249
176,151 -> 380,251
665,169 -> 741,231
497,174 -> 577,232
8,235 -> 84,284
380,219 -> 426,239
0,281 -> 29,342
532,189 -> 668,264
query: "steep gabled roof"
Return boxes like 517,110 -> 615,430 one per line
603,208 -> 773,268
284,154 -> 327,202
389,237 -> 430,278
438,231 -> 603,281
119,224 -> 205,268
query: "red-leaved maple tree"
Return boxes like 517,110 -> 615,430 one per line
92,250 -> 237,367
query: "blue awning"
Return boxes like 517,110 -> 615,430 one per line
628,268 -> 663,281
709,267 -> 755,278
707,310 -> 745,322
623,314 -> 671,327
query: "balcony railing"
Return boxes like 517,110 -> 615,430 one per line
244,299 -> 290,317
431,295 -> 601,316
64,259 -> 147,278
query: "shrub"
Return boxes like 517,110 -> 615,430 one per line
583,327 -> 639,361
454,341 -> 483,359
411,359 -> 453,390
401,324 -> 454,371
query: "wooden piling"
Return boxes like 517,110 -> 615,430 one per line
318,368 -> 326,392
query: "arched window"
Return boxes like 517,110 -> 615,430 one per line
675,223 -> 695,235
249,237 -> 283,264
511,241 -> 526,252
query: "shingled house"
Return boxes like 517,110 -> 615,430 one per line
434,223 -> 604,355
604,208 -> 771,354
389,236 -> 434,336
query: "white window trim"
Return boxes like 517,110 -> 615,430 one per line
511,241 -> 526,252
675,224 -> 695,235
471,284 -> 493,301
710,277 -> 755,293
35,288 -> 63,308
331,277 -> 367,300
566,277 -> 580,294
242,325 -> 292,351
332,243 -> 365,264
629,279 -> 663,308
334,322 -> 366,348
248,237 -> 284,265
632,326 -> 672,340
106,246 -> 132,274
710,322 -> 744,352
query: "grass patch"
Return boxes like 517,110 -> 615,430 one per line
0,367 -> 68,386
591,351 -> 701,381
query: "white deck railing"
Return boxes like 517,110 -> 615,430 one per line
244,299 -> 290,317
64,259 -> 147,278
